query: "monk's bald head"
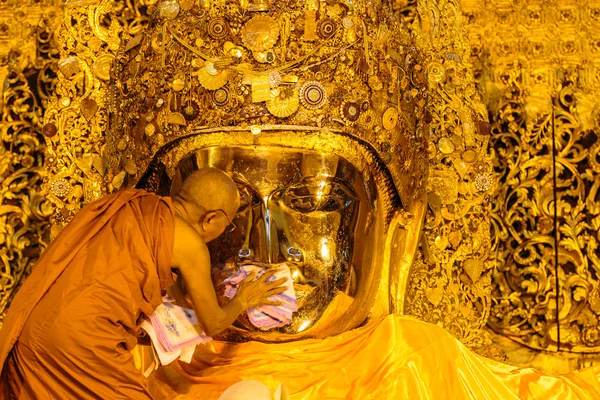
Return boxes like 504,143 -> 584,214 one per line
175,167 -> 240,218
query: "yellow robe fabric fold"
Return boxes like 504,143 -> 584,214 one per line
150,315 -> 600,400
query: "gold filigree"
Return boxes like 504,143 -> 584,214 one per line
463,0 -> 600,352
0,1 -> 59,326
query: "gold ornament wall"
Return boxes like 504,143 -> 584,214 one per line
402,0 -> 497,351
0,0 -> 60,325
463,0 -> 600,352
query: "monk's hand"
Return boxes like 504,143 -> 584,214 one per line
236,270 -> 287,309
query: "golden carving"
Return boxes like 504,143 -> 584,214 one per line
401,0 -> 496,351
0,1 -> 60,325
463,0 -> 600,352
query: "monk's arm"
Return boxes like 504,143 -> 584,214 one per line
170,217 -> 247,337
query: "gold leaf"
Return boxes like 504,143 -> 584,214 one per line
425,288 -> 444,306
463,258 -> 484,282
80,98 -> 98,121
448,231 -> 463,248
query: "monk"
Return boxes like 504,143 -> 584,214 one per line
0,167 -> 286,399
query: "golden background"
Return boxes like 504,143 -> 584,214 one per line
0,0 -> 598,364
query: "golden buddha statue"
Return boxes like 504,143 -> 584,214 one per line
108,0 -> 429,343
39,0 -> 497,354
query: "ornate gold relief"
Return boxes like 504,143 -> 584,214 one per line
42,0 -> 154,232
463,0 -> 600,352
401,0 -> 496,352
0,1 -> 61,326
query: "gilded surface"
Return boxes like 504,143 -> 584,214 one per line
0,1 -> 60,325
0,0 -> 497,350
463,0 -> 600,352
402,0 -> 496,351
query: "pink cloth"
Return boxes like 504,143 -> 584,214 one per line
148,301 -> 211,352
223,264 -> 298,330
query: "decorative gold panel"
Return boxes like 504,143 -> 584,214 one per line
0,1 -> 60,326
463,0 -> 600,352
401,0 -> 497,353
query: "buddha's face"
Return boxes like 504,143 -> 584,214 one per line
173,145 -> 386,341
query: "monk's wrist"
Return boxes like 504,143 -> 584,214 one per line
233,293 -> 248,311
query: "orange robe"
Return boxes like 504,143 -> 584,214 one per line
0,189 -> 175,399
150,315 -> 600,400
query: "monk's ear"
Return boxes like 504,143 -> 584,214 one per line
201,211 -> 219,229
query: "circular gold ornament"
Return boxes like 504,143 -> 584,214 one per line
340,101 -> 360,124
208,19 -> 229,40
296,111 -> 308,123
318,18 -> 337,39
182,101 -> 200,120
51,179 -> 71,197
172,77 -> 185,91
427,62 -> 445,82
474,172 -> 493,192
179,0 -> 195,10
196,67 -> 229,90
266,88 -> 300,118
299,81 -> 327,109
241,15 -> 279,52
93,54 -> 114,81
359,109 -> 376,127
368,75 -> 383,91
437,137 -> 456,154
213,87 -> 230,106
254,50 -> 276,64
43,123 -> 58,137
462,149 -> 478,163
382,107 -> 398,130
125,159 -> 138,175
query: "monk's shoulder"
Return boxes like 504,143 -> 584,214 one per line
171,216 -> 209,269
127,191 -> 174,221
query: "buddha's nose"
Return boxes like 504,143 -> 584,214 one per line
237,197 -> 303,265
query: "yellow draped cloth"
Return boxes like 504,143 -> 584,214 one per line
148,315 -> 600,399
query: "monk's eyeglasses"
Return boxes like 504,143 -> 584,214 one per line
213,209 -> 236,233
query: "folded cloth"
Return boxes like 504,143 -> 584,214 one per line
140,300 -> 212,368
149,301 -> 212,352
223,263 -> 298,330
140,319 -> 196,370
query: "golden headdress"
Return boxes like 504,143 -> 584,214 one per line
107,0 -> 430,207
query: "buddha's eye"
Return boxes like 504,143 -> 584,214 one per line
282,177 -> 357,214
